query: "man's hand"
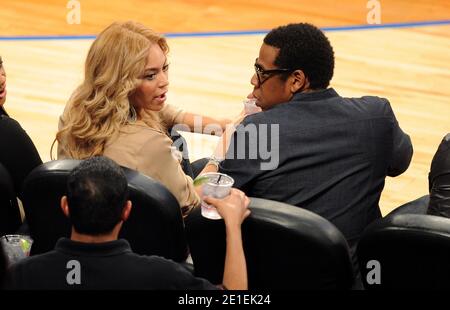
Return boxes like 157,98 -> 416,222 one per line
203,189 -> 251,227
204,189 -> 250,290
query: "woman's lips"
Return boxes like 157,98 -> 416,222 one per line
154,92 -> 167,103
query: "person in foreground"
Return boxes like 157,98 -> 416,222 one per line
5,156 -> 250,290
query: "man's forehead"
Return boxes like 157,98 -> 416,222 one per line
258,43 -> 280,67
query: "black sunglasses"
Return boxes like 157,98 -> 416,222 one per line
254,59 -> 293,86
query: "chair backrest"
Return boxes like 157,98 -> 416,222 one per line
185,198 -> 354,289
429,133 -> 450,190
386,195 -> 429,217
22,159 -> 188,262
357,213 -> 450,289
0,162 -> 21,236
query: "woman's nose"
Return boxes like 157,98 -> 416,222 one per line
159,72 -> 169,87
0,72 -> 6,85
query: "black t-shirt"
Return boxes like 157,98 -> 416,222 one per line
6,238 -> 217,290
0,111 -> 42,198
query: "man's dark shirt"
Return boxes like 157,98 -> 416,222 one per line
6,238 -> 217,290
220,88 -> 412,247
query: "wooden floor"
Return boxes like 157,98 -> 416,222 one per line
0,0 -> 449,214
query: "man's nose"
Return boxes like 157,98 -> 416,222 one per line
250,73 -> 258,87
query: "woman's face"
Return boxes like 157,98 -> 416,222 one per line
130,44 -> 169,114
0,57 -> 7,107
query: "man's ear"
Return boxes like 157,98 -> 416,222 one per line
121,200 -> 132,222
290,70 -> 309,93
60,196 -> 70,218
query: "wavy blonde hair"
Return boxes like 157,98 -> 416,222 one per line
55,21 -> 169,159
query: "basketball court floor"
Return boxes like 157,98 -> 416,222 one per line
1,0 -> 449,214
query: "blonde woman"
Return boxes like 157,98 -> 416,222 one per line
56,21 -> 234,215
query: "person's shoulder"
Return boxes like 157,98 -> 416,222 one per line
134,126 -> 173,154
358,95 -> 390,105
116,121 -> 170,146
0,115 -> 32,142
133,255 -> 216,289
344,95 -> 394,116
356,95 -> 390,105
8,250 -> 59,276
5,250 -> 68,289
124,254 -> 185,277
0,114 -> 22,129
134,254 -> 178,268
138,255 -> 191,273
121,120 -> 159,132
241,110 -> 270,126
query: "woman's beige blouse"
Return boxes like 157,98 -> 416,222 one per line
58,104 -> 201,213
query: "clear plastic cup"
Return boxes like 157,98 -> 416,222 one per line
200,172 -> 234,220
243,98 -> 262,115
0,234 -> 33,266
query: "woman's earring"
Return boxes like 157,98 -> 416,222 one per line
128,106 -> 137,122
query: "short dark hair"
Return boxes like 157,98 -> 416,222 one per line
66,156 -> 128,235
264,23 -> 334,89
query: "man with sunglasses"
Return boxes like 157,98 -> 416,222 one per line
207,23 -> 412,284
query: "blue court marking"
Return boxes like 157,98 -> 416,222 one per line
0,19 -> 449,41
